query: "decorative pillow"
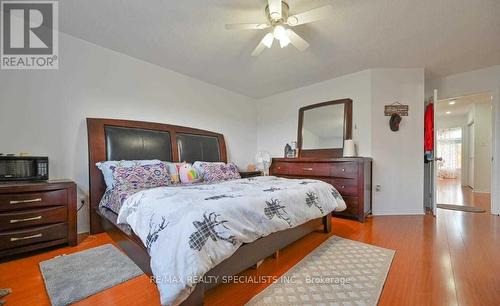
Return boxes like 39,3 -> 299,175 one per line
96,160 -> 161,189
100,185 -> 148,214
164,162 -> 181,184
178,163 -> 201,183
111,162 -> 171,189
201,162 -> 241,183
193,161 -> 225,179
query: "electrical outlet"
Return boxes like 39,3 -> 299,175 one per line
376,184 -> 381,192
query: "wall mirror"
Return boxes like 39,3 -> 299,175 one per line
297,99 -> 353,158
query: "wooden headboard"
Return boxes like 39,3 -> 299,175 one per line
86,118 -> 227,234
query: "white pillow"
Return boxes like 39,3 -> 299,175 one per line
96,160 -> 161,189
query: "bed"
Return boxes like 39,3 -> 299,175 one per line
87,118 -> 343,305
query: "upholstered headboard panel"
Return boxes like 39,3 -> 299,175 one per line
177,133 -> 221,163
105,126 -> 173,161
87,118 -> 227,234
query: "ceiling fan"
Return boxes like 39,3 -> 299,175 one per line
225,0 -> 333,56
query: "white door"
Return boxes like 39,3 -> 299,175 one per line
468,123 -> 475,189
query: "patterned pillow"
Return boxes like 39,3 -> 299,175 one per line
111,162 -> 171,189
96,160 -> 161,189
202,162 -> 241,183
193,161 -> 225,179
100,185 -> 148,214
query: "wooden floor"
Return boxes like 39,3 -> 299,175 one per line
436,178 -> 490,208
1,189 -> 499,305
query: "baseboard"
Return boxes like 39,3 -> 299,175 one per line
372,209 -> 425,216
472,189 -> 491,194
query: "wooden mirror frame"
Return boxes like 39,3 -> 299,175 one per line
297,98 -> 353,158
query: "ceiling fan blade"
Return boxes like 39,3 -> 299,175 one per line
251,33 -> 274,56
286,29 -> 309,51
287,5 -> 333,26
251,41 -> 266,57
268,0 -> 282,21
225,23 -> 269,30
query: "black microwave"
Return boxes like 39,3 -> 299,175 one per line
0,156 -> 49,181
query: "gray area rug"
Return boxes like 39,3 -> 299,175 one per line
39,244 -> 143,306
247,236 -> 395,306
437,203 -> 486,213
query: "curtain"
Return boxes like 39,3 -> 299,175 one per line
437,128 -> 462,179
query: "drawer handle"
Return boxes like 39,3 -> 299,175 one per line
341,168 -> 346,172
302,167 -> 313,171
10,233 -> 42,241
341,185 -> 345,189
277,167 -> 281,170
10,198 -> 42,205
10,216 -> 42,224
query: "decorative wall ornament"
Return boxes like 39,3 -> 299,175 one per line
384,102 -> 409,116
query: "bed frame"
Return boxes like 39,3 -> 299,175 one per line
87,118 -> 331,305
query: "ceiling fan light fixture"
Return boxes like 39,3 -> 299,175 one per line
279,35 -> 291,48
272,24 -> 290,48
262,33 -> 274,48
273,25 -> 287,40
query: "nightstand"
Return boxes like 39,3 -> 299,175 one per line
239,171 -> 262,178
0,180 -> 77,259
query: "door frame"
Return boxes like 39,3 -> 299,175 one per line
433,90 -> 496,214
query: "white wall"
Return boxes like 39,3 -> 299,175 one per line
0,33 -> 257,233
256,70 -> 372,157
370,69 -> 425,215
471,103 -> 492,193
429,65 -> 500,214
256,68 -> 425,215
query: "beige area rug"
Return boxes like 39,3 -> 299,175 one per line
246,236 -> 395,306
437,204 -> 486,213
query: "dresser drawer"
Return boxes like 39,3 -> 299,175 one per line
0,223 -> 67,251
287,162 -> 331,177
270,162 -> 289,175
0,206 -> 67,230
0,189 -> 66,212
330,162 -> 358,179
327,178 -> 358,196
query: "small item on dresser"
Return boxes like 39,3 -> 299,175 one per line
255,151 -> 271,176
291,141 -> 298,157
246,164 -> 256,172
0,156 -> 49,182
284,143 -> 292,158
343,139 -> 356,157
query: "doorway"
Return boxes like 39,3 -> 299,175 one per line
435,93 -> 492,210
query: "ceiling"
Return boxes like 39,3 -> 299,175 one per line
437,93 -> 492,117
60,0 -> 500,98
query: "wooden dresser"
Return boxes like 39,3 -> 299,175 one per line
0,180 -> 77,259
270,157 -> 372,222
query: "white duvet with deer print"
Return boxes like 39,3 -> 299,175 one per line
116,176 -> 346,305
